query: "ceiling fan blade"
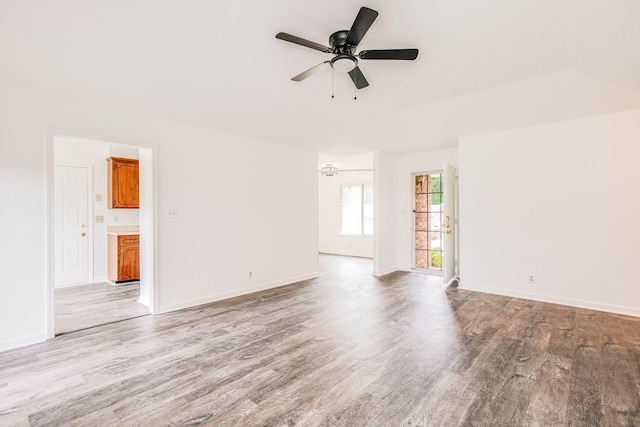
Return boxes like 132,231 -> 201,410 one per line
276,32 -> 332,53
345,7 -> 378,47
359,49 -> 419,60
348,66 -> 369,89
291,61 -> 330,82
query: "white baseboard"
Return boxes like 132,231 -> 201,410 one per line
319,250 -> 373,259
55,278 -> 109,289
157,272 -> 320,314
54,281 -> 90,289
373,266 -> 397,277
459,282 -> 640,318
0,331 -> 48,353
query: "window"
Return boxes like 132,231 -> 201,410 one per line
340,184 -> 373,235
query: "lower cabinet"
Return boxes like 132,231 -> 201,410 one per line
108,234 -> 140,283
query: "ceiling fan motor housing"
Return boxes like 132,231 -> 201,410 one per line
329,30 -> 357,73
329,30 -> 354,55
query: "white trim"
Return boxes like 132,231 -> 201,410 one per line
157,272 -> 320,314
45,130 -> 55,340
54,281 -> 91,289
138,146 -> 158,314
319,251 -> 373,259
459,282 -> 640,318
373,266 -> 397,277
0,332 -> 48,353
54,278 -> 115,289
413,267 -> 444,276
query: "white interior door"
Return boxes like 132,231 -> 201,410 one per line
443,163 -> 456,283
55,165 -> 89,287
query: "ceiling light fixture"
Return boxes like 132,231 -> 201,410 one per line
320,164 -> 339,176
330,55 -> 357,73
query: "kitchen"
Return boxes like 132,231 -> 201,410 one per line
53,136 -> 149,335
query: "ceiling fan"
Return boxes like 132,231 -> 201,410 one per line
276,7 -> 419,90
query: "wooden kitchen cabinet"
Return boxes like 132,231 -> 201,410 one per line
107,157 -> 139,209
108,234 -> 140,283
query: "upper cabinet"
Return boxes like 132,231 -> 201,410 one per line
107,157 -> 139,209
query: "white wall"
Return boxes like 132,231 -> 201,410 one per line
395,148 -> 459,271
0,82 -> 319,352
318,171 -> 374,258
54,137 -> 140,283
373,152 -> 398,276
459,109 -> 640,316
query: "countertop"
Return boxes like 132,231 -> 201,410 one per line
107,225 -> 140,236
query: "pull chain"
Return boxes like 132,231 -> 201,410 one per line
354,76 -> 357,100
331,68 -> 335,99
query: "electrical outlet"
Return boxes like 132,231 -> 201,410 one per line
114,215 -> 119,222
529,275 -> 535,284
168,209 -> 179,219
95,215 -> 104,223
249,271 -> 253,278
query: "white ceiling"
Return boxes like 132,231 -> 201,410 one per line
1,0 -> 639,155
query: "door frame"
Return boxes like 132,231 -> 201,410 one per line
45,127 -> 159,340
411,169 -> 444,276
442,163 -> 457,283
53,163 -> 94,288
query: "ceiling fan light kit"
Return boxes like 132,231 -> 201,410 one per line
331,55 -> 357,73
276,6 -> 419,97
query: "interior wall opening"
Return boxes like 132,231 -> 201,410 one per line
317,152 -> 375,271
49,134 -> 155,336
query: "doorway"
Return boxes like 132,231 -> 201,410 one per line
413,172 -> 444,274
317,152 -> 375,266
48,132 -> 156,337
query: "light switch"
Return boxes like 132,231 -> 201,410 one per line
95,215 -> 104,223
95,194 -> 102,201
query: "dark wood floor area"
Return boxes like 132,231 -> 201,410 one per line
2,255 -> 640,426
55,282 -> 150,335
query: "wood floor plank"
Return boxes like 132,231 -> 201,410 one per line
54,282 -> 150,335
523,353 -> 572,427
1,255 -> 640,426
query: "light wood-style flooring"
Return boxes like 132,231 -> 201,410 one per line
2,255 -> 640,426
55,282 -> 150,335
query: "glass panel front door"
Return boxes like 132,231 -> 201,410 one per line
414,172 -> 443,271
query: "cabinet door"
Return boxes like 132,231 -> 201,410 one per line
108,158 -> 139,208
118,246 -> 140,281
